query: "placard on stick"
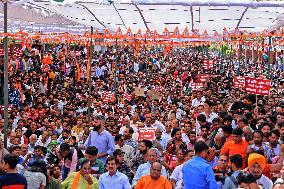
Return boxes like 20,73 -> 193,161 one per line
190,82 -> 204,91
134,87 -> 145,96
196,74 -> 210,82
233,76 -> 245,89
245,77 -> 271,96
147,89 -> 161,100
138,128 -> 156,141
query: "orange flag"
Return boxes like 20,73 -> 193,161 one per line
76,62 -> 81,81
182,27 -> 189,38
104,29 -> 112,39
86,42 -> 91,81
223,27 -> 229,38
43,56 -> 52,65
136,29 -> 142,39
145,30 -> 151,39
115,27 -> 123,39
153,30 -> 159,39
202,30 -> 209,38
163,28 -> 170,39
125,28 -> 133,39
172,27 -> 180,38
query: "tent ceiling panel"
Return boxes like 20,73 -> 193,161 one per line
192,6 -> 244,33
2,0 -> 284,34
30,1 -> 110,30
137,5 -> 192,33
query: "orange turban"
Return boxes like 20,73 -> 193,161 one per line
248,153 -> 266,170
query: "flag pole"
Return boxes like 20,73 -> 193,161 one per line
3,1 -> 9,148
114,38 -> 118,96
267,36 -> 271,78
238,43 -> 242,75
87,26 -> 93,125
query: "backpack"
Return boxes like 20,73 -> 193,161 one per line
229,175 -> 239,188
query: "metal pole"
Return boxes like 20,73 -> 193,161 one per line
221,44 -> 224,60
252,46 -> 254,64
268,36 -> 271,78
244,45 -> 247,64
3,2 -> 9,148
238,43 -> 242,75
114,39 -> 118,93
144,38 -> 148,80
229,44 -> 232,66
206,44 -> 209,58
87,27 -> 93,125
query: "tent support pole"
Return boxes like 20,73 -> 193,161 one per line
190,6 -> 194,32
87,26 -> 93,125
3,1 -> 8,148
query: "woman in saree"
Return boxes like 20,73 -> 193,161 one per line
61,159 -> 99,189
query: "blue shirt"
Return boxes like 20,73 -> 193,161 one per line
132,162 -> 167,187
96,67 -> 103,77
0,173 -> 27,189
99,171 -> 131,189
84,130 -> 115,163
182,156 -> 218,189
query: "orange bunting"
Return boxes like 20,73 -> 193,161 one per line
2,27 -> 284,47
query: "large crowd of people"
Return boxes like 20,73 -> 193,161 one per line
0,41 -> 283,189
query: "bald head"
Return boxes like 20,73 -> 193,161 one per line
150,162 -> 162,180
29,134 -> 38,145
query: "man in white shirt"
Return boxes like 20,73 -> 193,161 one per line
114,134 -> 134,164
200,100 -> 218,123
191,91 -> 206,108
35,131 -> 51,148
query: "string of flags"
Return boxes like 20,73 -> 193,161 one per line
1,27 -> 283,43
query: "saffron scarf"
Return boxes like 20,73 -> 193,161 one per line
71,172 -> 91,189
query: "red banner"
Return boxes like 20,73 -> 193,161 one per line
245,77 -> 271,96
191,82 -> 204,91
138,128 -> 156,141
0,105 -> 13,111
196,74 -> 210,82
233,76 -> 246,89
102,92 -> 115,102
203,60 -> 214,70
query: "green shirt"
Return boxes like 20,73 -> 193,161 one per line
47,178 -> 62,189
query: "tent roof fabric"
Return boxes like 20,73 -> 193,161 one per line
1,0 -> 284,33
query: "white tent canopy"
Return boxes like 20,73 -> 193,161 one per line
1,0 -> 284,34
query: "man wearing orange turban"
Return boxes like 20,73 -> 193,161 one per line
248,153 -> 273,189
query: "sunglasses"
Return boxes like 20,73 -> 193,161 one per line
219,159 -> 227,163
